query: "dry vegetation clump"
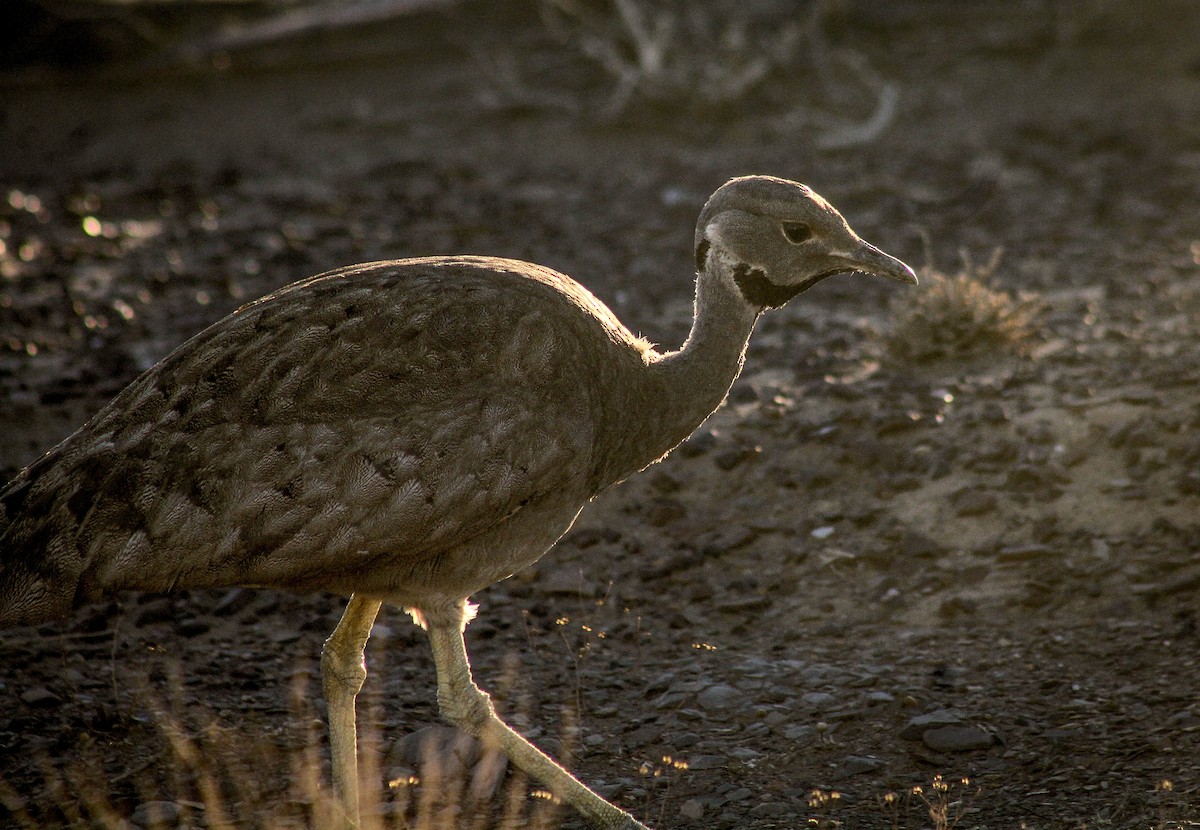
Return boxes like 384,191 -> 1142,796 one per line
478,0 -> 897,143
536,0 -> 803,116
0,676 -> 563,830
883,250 -> 1043,363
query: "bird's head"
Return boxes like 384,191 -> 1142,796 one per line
695,175 -> 917,310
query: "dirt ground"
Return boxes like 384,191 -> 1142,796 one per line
2,1 -> 1200,828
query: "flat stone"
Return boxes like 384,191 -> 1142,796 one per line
840,754 -> 884,776
213,587 -> 254,616
20,686 -> 60,707
801,691 -> 838,710
952,488 -> 997,516
684,754 -> 726,771
679,799 -> 705,820
696,684 -> 741,711
922,725 -> 995,752
748,801 -> 790,818
782,724 -> 817,743
131,801 -> 184,826
900,709 -> 966,740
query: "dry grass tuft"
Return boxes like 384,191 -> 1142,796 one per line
884,250 -> 1043,363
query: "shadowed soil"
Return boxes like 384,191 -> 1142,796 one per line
1,2 -> 1199,827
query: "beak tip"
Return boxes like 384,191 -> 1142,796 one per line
852,241 -> 918,286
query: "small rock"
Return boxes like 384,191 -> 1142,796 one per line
20,686 -> 60,707
679,430 -> 717,457
922,725 -> 995,752
684,754 -> 726,771
538,565 -> 599,596
392,725 -> 484,780
997,543 -> 1057,562
646,497 -> 686,527
696,684 -> 741,711
698,525 -> 756,555
213,587 -> 254,616
748,801 -> 790,818
388,728 -> 509,803
133,597 -> 175,626
839,755 -> 884,776
725,747 -> 761,762
763,709 -> 788,727
175,617 -> 210,637
267,626 -> 302,644
951,487 -> 997,517
679,799 -> 705,820
1165,709 -> 1200,730
783,724 -> 817,742
648,471 -> 682,494
899,709 -> 966,740
729,382 -> 759,403
800,691 -> 838,710
131,801 -> 184,827
714,446 -> 759,471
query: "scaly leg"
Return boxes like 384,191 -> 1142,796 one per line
425,602 -> 650,830
321,594 -> 383,828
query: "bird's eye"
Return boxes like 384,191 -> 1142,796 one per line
781,222 -> 812,244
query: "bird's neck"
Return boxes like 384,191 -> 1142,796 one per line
631,263 -> 761,469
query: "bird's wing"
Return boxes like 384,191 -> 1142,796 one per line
2,261 -> 625,601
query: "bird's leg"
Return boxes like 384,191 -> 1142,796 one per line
321,594 -> 383,828
426,608 -> 650,830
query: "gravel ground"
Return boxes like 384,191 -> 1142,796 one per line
1,2 -> 1199,827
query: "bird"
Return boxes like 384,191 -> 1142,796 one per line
0,175 -> 915,829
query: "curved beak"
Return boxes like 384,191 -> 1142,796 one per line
842,240 -> 918,285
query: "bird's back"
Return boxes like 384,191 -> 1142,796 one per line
0,256 -> 657,625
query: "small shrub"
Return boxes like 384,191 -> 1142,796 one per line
884,251 -> 1042,363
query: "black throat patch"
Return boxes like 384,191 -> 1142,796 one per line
732,263 -> 808,309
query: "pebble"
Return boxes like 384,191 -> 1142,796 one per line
800,691 -> 838,710
722,786 -> 755,803
840,754 -> 884,776
922,725 -> 996,752
538,566 -> 598,596
389,724 -> 507,799
997,543 -> 1057,562
20,686 -> 60,707
951,487 -> 998,517
133,597 -> 175,626
130,801 -> 184,826
725,746 -> 761,762
684,754 -> 727,770
748,801 -> 791,818
782,724 -> 817,743
1165,709 -> 1200,729
679,799 -> 705,820
696,684 -> 741,711
899,708 -> 966,740
175,617 -> 210,638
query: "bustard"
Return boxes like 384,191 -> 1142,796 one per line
0,175 -> 915,829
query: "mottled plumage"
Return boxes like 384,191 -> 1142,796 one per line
0,258 -> 665,623
0,176 -> 915,830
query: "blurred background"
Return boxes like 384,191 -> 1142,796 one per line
2,1 -> 1199,828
